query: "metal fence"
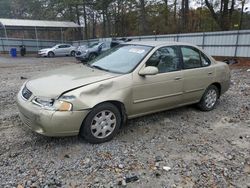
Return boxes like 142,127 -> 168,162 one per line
126,30 -> 250,58
1,30 -> 250,57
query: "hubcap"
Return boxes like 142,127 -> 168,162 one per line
90,54 -> 96,60
91,110 -> 116,139
205,89 -> 217,109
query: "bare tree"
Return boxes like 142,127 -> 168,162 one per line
205,0 -> 235,30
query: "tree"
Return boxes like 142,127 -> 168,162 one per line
0,0 -> 12,18
204,0 -> 235,30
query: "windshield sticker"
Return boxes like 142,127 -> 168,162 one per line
129,48 -> 145,54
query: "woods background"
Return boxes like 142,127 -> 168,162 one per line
0,0 -> 250,40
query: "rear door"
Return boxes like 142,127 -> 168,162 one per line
180,46 -> 215,104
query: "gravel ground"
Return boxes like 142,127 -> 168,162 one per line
0,56 -> 249,188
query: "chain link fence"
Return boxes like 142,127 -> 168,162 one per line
1,30 -> 250,57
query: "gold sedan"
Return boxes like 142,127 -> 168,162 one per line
17,41 -> 230,143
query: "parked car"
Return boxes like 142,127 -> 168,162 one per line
110,38 -> 132,48
38,44 -> 76,57
17,41 -> 230,143
76,44 -> 89,52
75,42 -> 110,62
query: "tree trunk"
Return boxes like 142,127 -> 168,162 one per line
75,5 -> 82,40
239,0 -> 246,30
221,0 -> 229,30
92,12 -> 96,38
184,0 -> 189,31
102,9 -> 106,37
173,0 -> 177,32
205,0 -> 222,29
139,0 -> 147,35
106,11 -> 111,37
163,0 -> 168,29
83,0 -> 88,40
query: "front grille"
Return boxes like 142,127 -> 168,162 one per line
76,51 -> 81,55
22,86 -> 32,100
19,112 -> 32,128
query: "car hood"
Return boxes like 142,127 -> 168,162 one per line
39,48 -> 52,51
26,64 -> 119,98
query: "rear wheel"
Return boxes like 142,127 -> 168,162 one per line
48,51 -> 55,58
80,103 -> 121,144
198,85 -> 219,111
70,51 -> 76,57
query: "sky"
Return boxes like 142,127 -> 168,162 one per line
189,0 -> 250,12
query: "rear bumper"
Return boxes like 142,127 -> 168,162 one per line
16,91 -> 89,137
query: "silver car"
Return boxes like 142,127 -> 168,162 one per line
38,44 -> 76,57
75,42 -> 110,62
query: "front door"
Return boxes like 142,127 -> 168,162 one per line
132,46 -> 184,116
54,45 -> 66,56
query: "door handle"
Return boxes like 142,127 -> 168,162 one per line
208,72 -> 213,75
174,77 -> 182,80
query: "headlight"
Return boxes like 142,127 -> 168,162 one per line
32,97 -> 73,111
33,98 -> 54,107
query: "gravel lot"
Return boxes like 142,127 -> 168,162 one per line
0,56 -> 249,188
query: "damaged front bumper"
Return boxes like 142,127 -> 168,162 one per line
16,91 -> 89,137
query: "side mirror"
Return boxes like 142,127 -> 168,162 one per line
139,66 -> 159,76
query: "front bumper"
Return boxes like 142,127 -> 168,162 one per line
75,55 -> 88,61
75,52 -> 89,61
16,91 -> 90,137
38,52 -> 48,57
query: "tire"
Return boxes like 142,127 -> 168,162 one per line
71,51 -> 76,57
48,51 -> 55,58
198,85 -> 219,111
89,53 -> 97,61
80,103 -> 121,144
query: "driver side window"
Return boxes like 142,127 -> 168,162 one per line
58,45 -> 66,49
146,46 -> 180,73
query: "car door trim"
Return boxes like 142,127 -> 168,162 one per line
133,92 -> 183,104
184,88 -> 204,94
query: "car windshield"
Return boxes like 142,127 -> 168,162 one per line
89,44 -> 152,74
89,43 -> 99,48
78,45 -> 88,50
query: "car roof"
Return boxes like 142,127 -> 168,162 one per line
126,40 -> 196,47
56,44 -> 71,46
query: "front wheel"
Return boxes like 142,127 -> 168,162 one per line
80,103 -> 121,144
88,53 -> 97,61
48,51 -> 55,58
198,85 -> 219,111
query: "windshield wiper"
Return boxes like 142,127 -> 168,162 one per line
91,65 -> 110,72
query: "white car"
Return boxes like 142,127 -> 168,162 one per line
38,44 -> 76,57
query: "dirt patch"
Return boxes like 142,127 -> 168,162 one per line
213,56 -> 250,68
0,56 -> 249,187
